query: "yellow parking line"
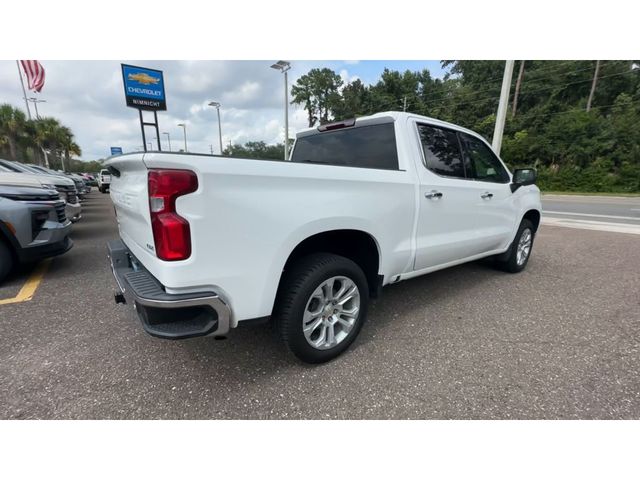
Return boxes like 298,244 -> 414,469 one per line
0,258 -> 51,306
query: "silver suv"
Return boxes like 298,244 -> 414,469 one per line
0,184 -> 73,284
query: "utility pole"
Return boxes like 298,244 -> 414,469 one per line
403,96 -> 407,112
586,60 -> 601,112
492,60 -> 515,156
511,61 -> 525,118
209,144 -> 214,155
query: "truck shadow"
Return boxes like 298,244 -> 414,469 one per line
175,258 -> 506,382
359,259 -> 502,345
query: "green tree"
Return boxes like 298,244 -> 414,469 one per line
0,104 -> 28,161
291,68 -> 343,126
331,79 -> 370,119
58,125 -> 82,171
223,141 -> 286,160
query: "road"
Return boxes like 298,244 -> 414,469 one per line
0,193 -> 639,419
542,194 -> 640,235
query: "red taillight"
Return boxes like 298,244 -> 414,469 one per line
148,169 -> 198,261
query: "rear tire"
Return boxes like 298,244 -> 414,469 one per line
496,219 -> 535,273
274,253 -> 369,363
0,239 -> 14,284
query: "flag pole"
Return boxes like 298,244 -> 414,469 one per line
16,61 -> 32,120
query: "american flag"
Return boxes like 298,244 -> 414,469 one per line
20,60 -> 45,93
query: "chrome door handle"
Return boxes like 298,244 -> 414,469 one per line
481,192 -> 494,199
425,190 -> 443,199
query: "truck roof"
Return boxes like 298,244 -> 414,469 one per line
295,111 -> 483,140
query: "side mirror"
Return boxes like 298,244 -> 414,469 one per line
511,168 -> 537,192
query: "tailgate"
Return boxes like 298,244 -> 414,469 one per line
107,154 -> 155,257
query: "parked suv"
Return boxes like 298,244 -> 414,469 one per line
0,182 -> 73,284
0,159 -> 82,222
24,164 -> 88,201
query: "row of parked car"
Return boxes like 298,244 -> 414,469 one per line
0,159 -> 95,284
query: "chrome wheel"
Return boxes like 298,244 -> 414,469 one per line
516,228 -> 532,266
302,276 -> 360,350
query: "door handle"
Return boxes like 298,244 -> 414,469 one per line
481,192 -> 494,199
425,190 -> 443,199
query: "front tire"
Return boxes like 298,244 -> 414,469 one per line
274,253 -> 369,363
0,239 -> 14,284
496,218 -> 535,273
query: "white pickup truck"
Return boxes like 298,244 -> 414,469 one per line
107,111 -> 541,363
97,169 -> 111,193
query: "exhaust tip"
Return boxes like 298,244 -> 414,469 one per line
114,292 -> 126,304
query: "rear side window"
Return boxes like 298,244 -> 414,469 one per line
417,124 -> 465,178
459,132 -> 510,183
291,123 -> 399,170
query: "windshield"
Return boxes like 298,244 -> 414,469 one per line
0,160 -> 25,173
26,164 -> 53,174
16,163 -> 45,174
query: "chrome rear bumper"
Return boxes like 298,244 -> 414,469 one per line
107,239 -> 231,339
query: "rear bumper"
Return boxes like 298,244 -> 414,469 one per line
107,239 -> 231,340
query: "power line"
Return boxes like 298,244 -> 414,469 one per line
420,60 -> 635,108
512,97 -> 640,120
420,68 -> 639,111
422,61 -> 606,105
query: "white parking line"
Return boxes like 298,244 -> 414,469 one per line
542,217 -> 640,235
543,210 -> 640,221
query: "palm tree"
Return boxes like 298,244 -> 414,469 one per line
31,117 -> 64,168
59,126 -> 81,171
0,104 -> 28,161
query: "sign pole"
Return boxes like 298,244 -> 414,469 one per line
122,64 -> 167,153
153,111 -> 162,151
139,109 -> 147,152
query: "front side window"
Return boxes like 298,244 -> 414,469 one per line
417,124 -> 465,179
459,133 -> 510,183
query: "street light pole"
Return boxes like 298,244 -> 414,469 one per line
162,132 -> 172,152
177,123 -> 187,152
27,97 -> 46,119
270,61 -> 291,160
492,60 -> 515,156
208,101 -> 223,155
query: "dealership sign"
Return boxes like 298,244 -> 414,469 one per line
121,64 -> 166,111
110,147 -> 123,156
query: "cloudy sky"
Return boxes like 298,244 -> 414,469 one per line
0,60 -> 444,161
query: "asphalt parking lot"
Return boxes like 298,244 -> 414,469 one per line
1,192 -> 639,419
